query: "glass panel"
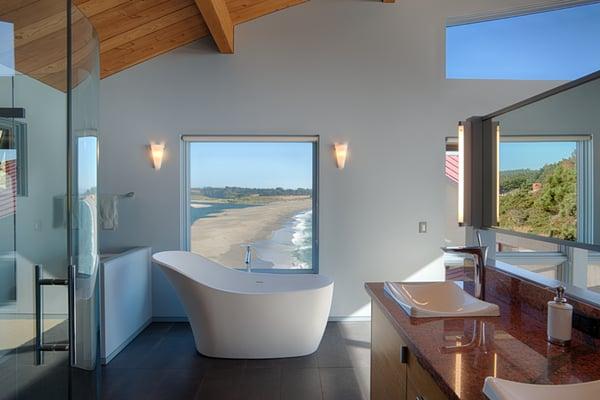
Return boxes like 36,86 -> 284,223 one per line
0,0 -> 70,398
0,0 -> 100,396
188,141 -> 316,270
70,4 -> 100,371
446,3 -> 600,80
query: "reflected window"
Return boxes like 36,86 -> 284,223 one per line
497,136 -> 592,242
184,137 -> 318,272
446,3 -> 600,80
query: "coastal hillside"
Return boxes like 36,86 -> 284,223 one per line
499,156 -> 576,240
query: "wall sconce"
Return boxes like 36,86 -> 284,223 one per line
150,143 -> 165,170
334,142 -> 348,169
457,122 -> 465,225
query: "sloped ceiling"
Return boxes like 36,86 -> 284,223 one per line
74,0 -> 307,79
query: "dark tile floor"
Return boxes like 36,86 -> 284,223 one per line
101,321 -> 371,400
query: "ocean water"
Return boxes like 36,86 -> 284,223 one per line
290,210 -> 313,268
252,209 -> 313,269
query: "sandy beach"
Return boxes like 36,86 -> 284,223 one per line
190,198 -> 312,267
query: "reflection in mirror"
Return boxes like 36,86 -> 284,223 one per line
480,73 -> 600,306
497,137 -> 582,241
491,76 -> 599,247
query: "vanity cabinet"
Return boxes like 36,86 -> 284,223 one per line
371,302 -> 449,400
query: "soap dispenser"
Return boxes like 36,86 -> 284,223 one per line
547,286 -> 573,346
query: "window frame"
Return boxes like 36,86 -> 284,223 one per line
180,134 -> 320,274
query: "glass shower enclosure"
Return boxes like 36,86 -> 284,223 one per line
0,1 -> 100,398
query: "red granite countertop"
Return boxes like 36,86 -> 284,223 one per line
365,281 -> 600,400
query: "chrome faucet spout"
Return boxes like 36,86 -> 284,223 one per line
441,245 -> 488,300
244,245 -> 252,272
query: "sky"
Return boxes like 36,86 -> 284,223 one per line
500,141 -> 576,171
0,22 -> 14,76
190,142 -> 313,189
447,3 -> 600,80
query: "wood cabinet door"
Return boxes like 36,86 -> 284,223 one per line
371,302 -> 408,400
407,351 -> 448,400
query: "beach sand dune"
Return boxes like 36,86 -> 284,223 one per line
191,198 -> 312,267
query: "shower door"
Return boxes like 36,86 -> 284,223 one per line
0,2 -> 72,397
0,1 -> 100,398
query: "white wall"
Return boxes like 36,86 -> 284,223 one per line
99,0 -> 561,318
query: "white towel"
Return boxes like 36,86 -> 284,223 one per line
99,196 -> 118,230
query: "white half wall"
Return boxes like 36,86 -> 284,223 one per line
99,0 -> 563,318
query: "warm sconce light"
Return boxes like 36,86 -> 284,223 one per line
334,142 -> 348,169
457,122 -> 465,225
150,143 -> 165,170
495,123 -> 501,224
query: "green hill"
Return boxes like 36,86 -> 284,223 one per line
499,156 -> 576,240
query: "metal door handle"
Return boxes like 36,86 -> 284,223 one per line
68,264 -> 77,367
34,264 -> 70,365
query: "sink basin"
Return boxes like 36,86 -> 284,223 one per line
384,281 -> 500,318
483,377 -> 600,400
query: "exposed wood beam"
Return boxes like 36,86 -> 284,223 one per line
194,0 -> 234,53
382,0 -> 395,3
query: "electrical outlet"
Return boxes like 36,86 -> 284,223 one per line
418,221 -> 427,233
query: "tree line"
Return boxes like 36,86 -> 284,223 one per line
193,186 -> 312,199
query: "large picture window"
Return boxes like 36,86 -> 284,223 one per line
183,136 -> 318,272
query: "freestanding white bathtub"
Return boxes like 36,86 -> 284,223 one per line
152,251 -> 333,359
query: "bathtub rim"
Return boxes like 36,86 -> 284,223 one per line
153,250 -> 333,296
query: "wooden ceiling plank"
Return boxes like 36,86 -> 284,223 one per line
1,0 -> 66,29
90,0 -> 193,42
74,0 -> 132,18
100,5 -> 201,54
194,0 -> 234,53
15,28 -> 67,75
100,15 -> 209,78
14,11 -> 67,48
0,0 -> 40,17
229,0 -> 306,25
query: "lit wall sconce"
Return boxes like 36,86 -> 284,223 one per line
457,122 -> 465,225
333,142 -> 348,169
150,142 -> 165,170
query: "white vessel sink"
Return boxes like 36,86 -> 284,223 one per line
384,281 -> 500,318
483,377 -> 600,400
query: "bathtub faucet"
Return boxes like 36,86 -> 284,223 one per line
244,245 -> 252,272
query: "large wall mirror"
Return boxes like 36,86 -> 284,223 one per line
463,71 -> 600,302
482,72 -> 600,249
